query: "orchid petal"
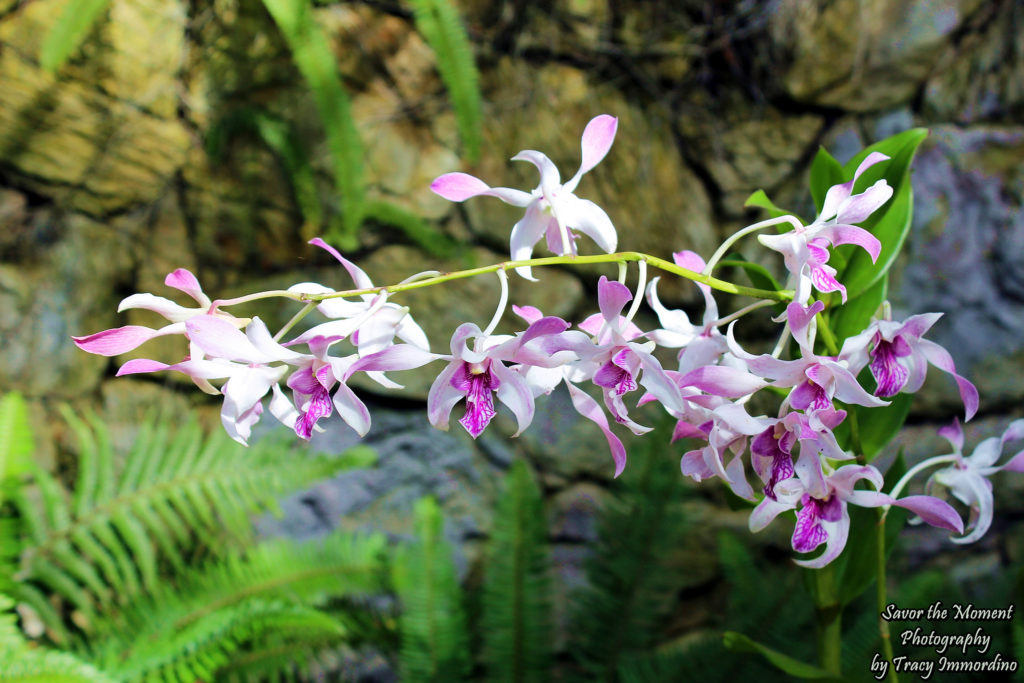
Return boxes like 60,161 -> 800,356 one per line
677,365 -> 767,397
794,509 -> 850,569
566,381 -> 627,477
821,225 -> 881,262
344,344 -> 441,380
749,495 -> 795,532
186,317 -> 276,364
117,293 -> 196,322
829,361 -> 890,408
597,277 -> 633,327
332,381 -> 372,437
73,323 -> 185,357
309,238 -> 374,289
427,360 -> 464,431
564,196 -> 617,253
510,201 -> 552,280
917,339 -> 979,421
430,172 -> 533,206
164,268 -> 210,307
836,179 -> 893,224
512,150 -> 561,196
491,361 -> 535,436
563,114 -> 617,193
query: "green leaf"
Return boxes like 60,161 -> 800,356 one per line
261,0 -> 365,248
722,632 -> 841,681
39,0 -> 112,73
808,147 -> 845,214
720,254 -> 787,316
410,0 -> 483,162
828,274 -> 887,345
0,392 -> 33,502
744,189 -> 797,221
834,129 -> 928,300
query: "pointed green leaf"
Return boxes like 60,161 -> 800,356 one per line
723,631 -> 841,681
808,147 -> 845,214
39,0 -> 112,73
744,189 -> 797,220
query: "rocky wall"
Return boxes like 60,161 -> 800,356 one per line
2,0 -> 1023,663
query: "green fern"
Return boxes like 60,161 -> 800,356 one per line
481,459 -> 552,682
0,595 -> 115,683
392,497 -> 470,682
39,0 -> 112,73
208,108 -> 325,238
0,392 -> 33,500
8,408 -> 375,638
82,532 -> 384,681
260,0 -> 365,250
568,427 -> 690,681
409,0 -> 483,163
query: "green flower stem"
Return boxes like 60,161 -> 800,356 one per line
812,564 -> 843,677
876,507 -> 899,683
304,252 -> 794,303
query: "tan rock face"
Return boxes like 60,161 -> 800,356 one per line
773,0 -> 986,111
0,0 -> 190,215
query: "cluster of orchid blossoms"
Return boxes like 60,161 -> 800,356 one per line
73,115 -> 1024,568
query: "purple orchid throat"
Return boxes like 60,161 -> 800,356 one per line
793,494 -> 842,553
594,348 -> 638,396
870,335 -> 912,397
451,360 -> 500,438
752,427 -> 795,499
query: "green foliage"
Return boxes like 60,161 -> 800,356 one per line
808,147 -> 846,214
7,408 -> 374,638
84,532 -> 386,681
208,108 -> 325,237
568,427 -> 689,681
39,0 -> 112,73
0,595 -> 115,683
833,129 -> 928,301
0,392 -> 33,498
392,497 -> 471,682
260,0 -> 365,250
409,0 -> 483,163
744,189 -> 795,219
827,274 -> 887,346
481,459 -> 553,682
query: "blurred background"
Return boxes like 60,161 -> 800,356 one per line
1,0 -> 1023,680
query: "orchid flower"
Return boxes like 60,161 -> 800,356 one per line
759,153 -> 891,303
728,302 -> 886,412
907,418 -> 1024,544
751,408 -> 850,501
431,115 -> 619,280
427,316 -> 573,439
290,238 -> 429,390
72,268 -> 247,357
840,312 -> 979,421
646,250 -> 739,374
116,316 -> 306,444
576,277 -> 684,434
752,464 -> 963,568
679,402 -> 773,500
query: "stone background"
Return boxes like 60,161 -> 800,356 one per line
1,0 -> 1023,666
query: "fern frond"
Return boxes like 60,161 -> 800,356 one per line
81,532 -> 383,678
392,497 -> 470,682
409,0 -> 483,162
96,599 -> 344,682
208,108 -> 325,238
12,411 -> 375,634
568,427 -> 689,679
0,392 -> 33,501
260,0 -> 365,249
481,459 -> 552,682
0,595 -> 116,682
39,0 -> 112,73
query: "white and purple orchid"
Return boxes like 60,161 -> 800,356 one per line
72,268 -> 247,357
915,418 -> 1024,544
752,464 -> 963,568
759,153 -> 891,303
431,115 -> 619,280
841,312 -> 979,421
427,316 -> 573,439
